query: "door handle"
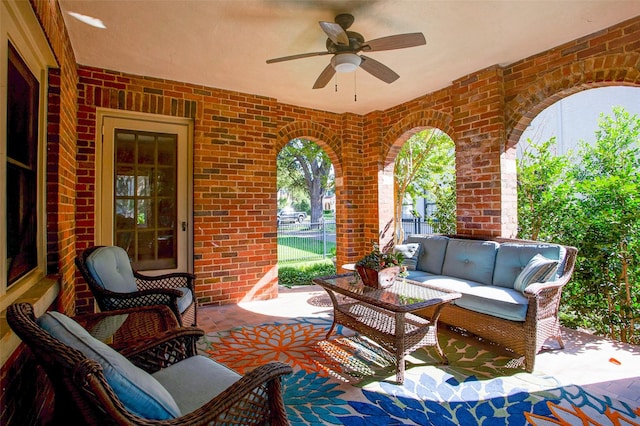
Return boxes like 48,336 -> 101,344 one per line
182,221 -> 187,231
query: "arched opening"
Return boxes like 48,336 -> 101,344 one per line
514,85 -> 640,344
394,128 -> 457,244
276,137 -> 337,286
379,125 -> 456,249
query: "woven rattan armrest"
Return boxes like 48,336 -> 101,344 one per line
98,288 -> 182,322
120,327 -> 204,373
177,361 -> 293,426
134,271 -> 196,292
523,280 -> 564,296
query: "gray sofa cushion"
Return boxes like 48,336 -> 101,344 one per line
453,286 -> 529,322
411,274 -> 485,293
408,274 -> 527,321
405,235 -> 449,274
442,239 -> 499,285
493,242 -> 563,288
153,355 -> 241,415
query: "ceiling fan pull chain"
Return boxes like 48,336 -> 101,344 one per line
354,70 -> 357,102
335,73 -> 338,92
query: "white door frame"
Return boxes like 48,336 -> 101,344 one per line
95,108 -> 193,274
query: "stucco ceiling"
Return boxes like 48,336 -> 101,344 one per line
57,0 -> 640,115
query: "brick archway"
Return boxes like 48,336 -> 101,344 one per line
275,121 -> 343,177
382,110 -> 455,166
505,52 -> 640,150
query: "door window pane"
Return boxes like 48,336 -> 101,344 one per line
114,130 -> 177,270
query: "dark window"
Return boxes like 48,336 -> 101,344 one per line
6,43 -> 39,285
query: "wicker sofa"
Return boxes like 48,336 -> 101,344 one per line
396,234 -> 577,372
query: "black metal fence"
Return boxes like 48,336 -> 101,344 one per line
277,220 -> 336,263
401,218 -> 435,236
277,218 -> 435,263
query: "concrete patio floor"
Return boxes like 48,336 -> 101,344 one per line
198,285 -> 640,408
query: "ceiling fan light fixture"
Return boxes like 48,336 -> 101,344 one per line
331,53 -> 361,73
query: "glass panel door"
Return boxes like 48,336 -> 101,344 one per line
99,113 -> 192,274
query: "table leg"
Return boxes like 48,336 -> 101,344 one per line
430,303 -> 449,364
395,311 -> 405,384
324,290 -> 339,339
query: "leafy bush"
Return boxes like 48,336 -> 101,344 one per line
517,106 -> 639,345
278,261 -> 336,288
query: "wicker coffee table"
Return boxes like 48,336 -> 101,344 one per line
313,273 -> 461,383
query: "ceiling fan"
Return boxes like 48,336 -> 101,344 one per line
266,13 -> 426,89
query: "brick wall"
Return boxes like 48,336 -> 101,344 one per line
30,0 -> 79,314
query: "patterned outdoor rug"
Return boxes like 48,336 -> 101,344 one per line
198,316 -> 639,425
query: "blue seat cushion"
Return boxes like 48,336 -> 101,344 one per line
86,246 -> 137,293
442,239 -> 498,285
405,235 -> 449,274
394,243 -> 421,270
493,242 -> 563,288
38,311 -> 180,420
407,274 -> 527,321
453,286 -> 529,322
176,287 -> 193,313
408,274 -> 485,293
152,355 -> 241,415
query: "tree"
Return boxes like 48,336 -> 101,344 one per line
277,139 -> 333,223
516,137 -> 571,240
560,107 -> 639,344
394,129 -> 455,242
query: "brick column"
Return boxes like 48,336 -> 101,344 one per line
452,66 -> 508,236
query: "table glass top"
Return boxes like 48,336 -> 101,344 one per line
313,273 -> 461,311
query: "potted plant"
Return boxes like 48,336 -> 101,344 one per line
355,242 -> 405,288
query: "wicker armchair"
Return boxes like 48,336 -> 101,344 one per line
7,303 -> 293,425
76,245 -> 197,326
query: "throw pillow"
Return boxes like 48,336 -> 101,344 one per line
514,254 -> 560,293
394,243 -> 421,271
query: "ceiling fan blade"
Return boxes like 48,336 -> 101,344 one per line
363,33 -> 426,52
319,21 -> 349,45
266,51 -> 330,64
312,63 -> 336,89
359,56 -> 400,84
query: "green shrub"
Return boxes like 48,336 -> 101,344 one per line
278,261 -> 336,288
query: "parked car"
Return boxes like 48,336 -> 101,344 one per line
277,208 -> 307,225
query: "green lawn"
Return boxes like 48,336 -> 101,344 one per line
277,236 -> 335,263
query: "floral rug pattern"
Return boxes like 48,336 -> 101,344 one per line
198,317 -> 639,425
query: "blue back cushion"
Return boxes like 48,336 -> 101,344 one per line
493,243 -> 563,288
405,235 -> 449,274
37,311 -> 181,420
442,239 -> 499,285
86,246 -> 137,293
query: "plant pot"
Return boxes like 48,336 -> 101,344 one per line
356,265 -> 401,289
